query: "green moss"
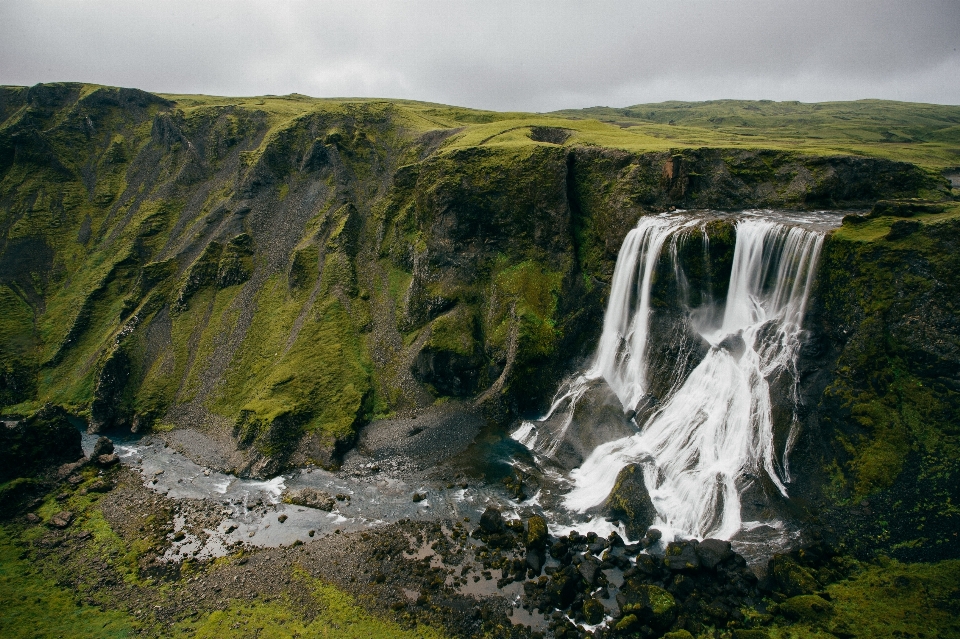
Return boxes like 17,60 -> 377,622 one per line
766,558 -> 960,639
173,569 -> 446,639
426,307 -> 477,357
0,527 -> 136,638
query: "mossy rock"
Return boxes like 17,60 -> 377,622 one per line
769,554 -> 821,597
617,582 -> 677,630
775,594 -> 834,622
525,515 -> 548,549
604,463 -> 657,539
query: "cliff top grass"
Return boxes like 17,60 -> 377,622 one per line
33,85 -> 951,171
833,201 -> 960,242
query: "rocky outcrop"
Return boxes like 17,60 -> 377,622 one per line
0,404 -> 83,482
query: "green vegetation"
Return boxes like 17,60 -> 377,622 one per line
174,574 -> 446,639
553,99 -> 960,170
0,528 -> 136,638
764,558 -> 960,639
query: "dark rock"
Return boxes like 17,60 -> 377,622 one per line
664,541 -> 700,571
616,581 -> 677,631
92,436 -> 114,458
525,547 -> 546,574
578,557 -> 600,585
56,460 -> 87,479
0,404 -> 83,482
412,492 -> 426,502
646,527 -> 662,541
604,464 -> 656,539
49,511 -> 73,528
717,330 -> 746,360
277,514 -> 288,523
479,506 -> 505,533
608,530 -> 625,547
95,453 -> 119,467
583,596 -> 605,624
696,538 -> 733,569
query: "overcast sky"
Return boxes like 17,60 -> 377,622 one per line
2,1 -> 959,112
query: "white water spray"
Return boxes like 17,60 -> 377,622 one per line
522,213 -> 826,541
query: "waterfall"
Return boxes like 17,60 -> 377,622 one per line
519,213 -> 826,541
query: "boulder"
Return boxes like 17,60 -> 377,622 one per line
525,547 -> 546,574
577,556 -> 601,585
616,582 -> 677,631
603,464 -> 657,539
696,538 -> 734,569
49,511 -> 73,528
776,594 -> 834,621
663,540 -> 700,571
525,515 -> 548,549
92,436 -> 114,458
479,506 -> 505,533
283,487 -> 335,511
582,596 -> 605,625
95,453 -> 119,467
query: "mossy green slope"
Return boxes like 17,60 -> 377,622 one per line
794,205 -> 960,561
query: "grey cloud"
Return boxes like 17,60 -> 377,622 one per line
1,0 -> 958,110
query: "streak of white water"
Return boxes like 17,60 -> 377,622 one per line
563,217 -> 825,540
589,215 -> 699,411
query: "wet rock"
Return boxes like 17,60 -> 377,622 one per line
277,514 -> 288,523
608,530 -> 625,547
545,564 -> 581,609
525,515 -> 548,549
718,330 -> 746,360
95,453 -> 119,467
577,556 -> 601,585
284,487 -> 335,511
49,511 -> 73,528
412,492 -> 426,503
664,540 -> 700,571
616,581 -> 677,631
646,527 -> 662,542
525,547 -> 546,574
583,596 -> 605,624
696,538 -> 733,569
603,464 -> 657,539
479,506 -> 505,533
92,436 -> 115,458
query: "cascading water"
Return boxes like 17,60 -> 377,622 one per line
516,212 -> 828,542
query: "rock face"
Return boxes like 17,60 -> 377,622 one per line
0,404 -> 83,482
